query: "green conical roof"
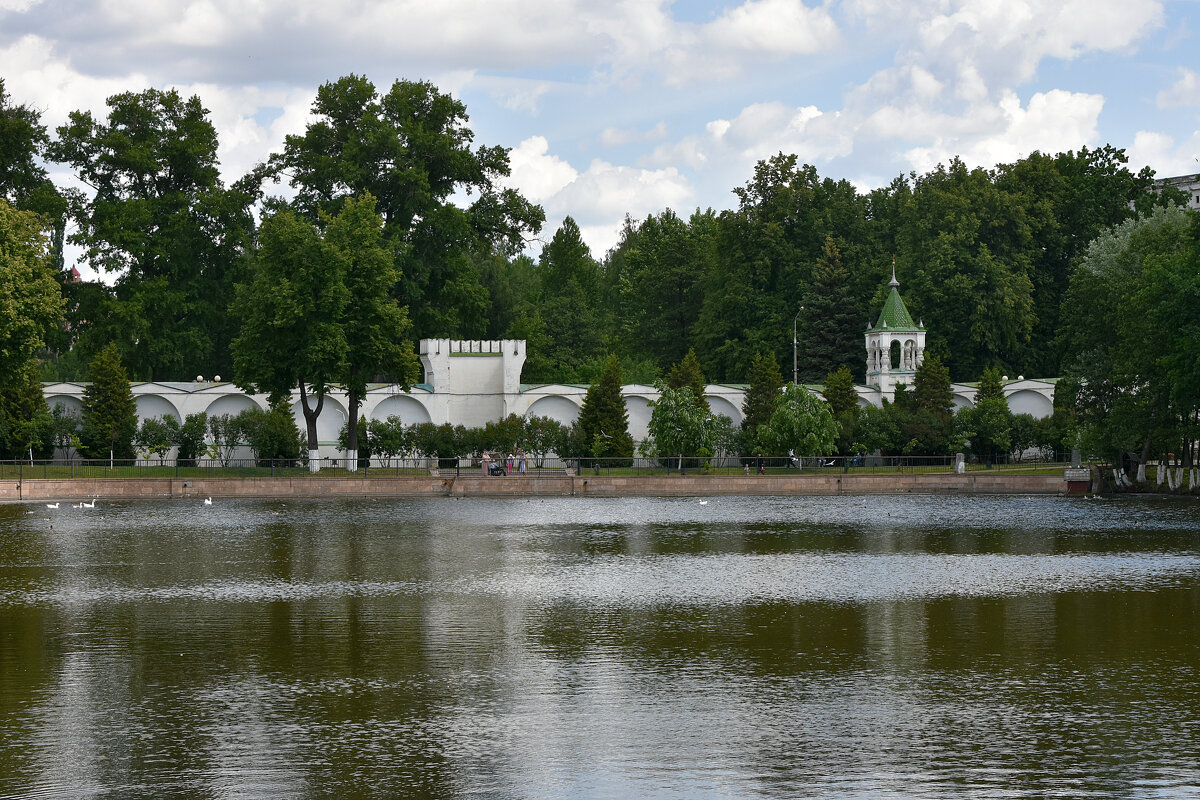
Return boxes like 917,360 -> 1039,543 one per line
872,268 -> 921,331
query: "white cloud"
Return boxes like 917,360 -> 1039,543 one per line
600,121 -> 667,147
506,136 -> 693,256
1127,130 -> 1200,178
507,136 -> 580,202
903,89 -> 1105,173
706,0 -> 840,56
1158,68 -> 1200,109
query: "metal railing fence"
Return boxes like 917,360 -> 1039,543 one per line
0,452 -> 1075,480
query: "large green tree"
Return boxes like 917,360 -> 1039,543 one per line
528,217 -> 605,381
891,158 -> 1036,379
49,88 -> 257,379
1058,205 -> 1200,478
323,194 -> 419,470
231,208 -> 349,470
271,75 -> 543,337
0,79 -> 66,268
575,354 -> 634,462
757,383 -> 838,457
80,343 -> 138,459
799,236 -> 863,381
0,200 -> 65,383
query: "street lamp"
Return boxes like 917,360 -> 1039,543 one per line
792,306 -> 804,385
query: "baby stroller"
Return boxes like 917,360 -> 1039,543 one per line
488,461 -> 506,476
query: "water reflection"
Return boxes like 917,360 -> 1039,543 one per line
0,495 -> 1198,798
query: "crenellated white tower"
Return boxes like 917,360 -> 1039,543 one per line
865,266 -> 926,398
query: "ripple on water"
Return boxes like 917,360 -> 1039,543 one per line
1,551 -> 1195,609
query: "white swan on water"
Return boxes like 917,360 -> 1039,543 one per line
82,498 -> 96,508
203,497 -> 212,506
45,502 -> 58,509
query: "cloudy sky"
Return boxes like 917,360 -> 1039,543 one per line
3,0 -> 1199,276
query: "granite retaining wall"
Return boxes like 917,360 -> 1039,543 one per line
6,472 -> 1068,502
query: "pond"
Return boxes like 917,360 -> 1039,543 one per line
1,495 -> 1198,799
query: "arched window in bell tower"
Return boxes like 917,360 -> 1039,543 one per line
889,340 -> 901,370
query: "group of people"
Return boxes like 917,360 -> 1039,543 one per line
480,450 -> 527,476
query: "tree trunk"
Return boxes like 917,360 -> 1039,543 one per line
298,381 -> 324,473
346,393 -> 360,473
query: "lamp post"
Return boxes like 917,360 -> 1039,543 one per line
792,306 -> 804,385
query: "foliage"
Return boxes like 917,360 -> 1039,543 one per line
323,193 -> 418,464
666,348 -> 707,412
136,416 -> 178,463
643,383 -> 719,468
367,416 -> 410,465
523,415 -> 564,467
0,360 -> 53,459
271,75 -> 543,337
800,236 -> 863,381
48,403 -> 82,460
48,88 -> 257,379
855,402 -> 902,455
239,401 -> 302,464
742,351 -> 783,447
1058,205 -> 1200,472
822,365 -> 859,417
956,398 -> 1012,461
231,207 -> 349,463
79,343 -> 137,458
1009,413 -> 1039,460
409,422 -> 464,459
0,80 -> 65,268
756,383 -> 838,456
576,354 -> 634,462
0,200 -> 65,381
176,412 -> 208,465
207,414 -> 243,467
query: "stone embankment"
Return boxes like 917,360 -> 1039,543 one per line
3,472 -> 1072,502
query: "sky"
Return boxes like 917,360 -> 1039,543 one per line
3,0 -> 1200,280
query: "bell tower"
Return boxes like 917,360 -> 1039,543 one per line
865,265 -> 925,399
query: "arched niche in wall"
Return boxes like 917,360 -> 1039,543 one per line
46,395 -> 83,417
705,396 -> 743,426
624,396 -> 653,438
371,395 -> 432,425
204,394 -> 264,420
1007,389 -> 1053,420
525,395 -> 581,426
135,394 -> 181,423
291,396 -> 348,445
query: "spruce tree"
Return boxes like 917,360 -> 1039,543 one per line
577,354 -> 634,462
80,342 -> 137,459
742,352 -> 782,432
822,365 -> 859,417
666,348 -> 707,410
976,366 -> 1008,405
799,236 -> 862,381
913,355 -> 954,418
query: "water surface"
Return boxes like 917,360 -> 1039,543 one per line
1,495 -> 1198,798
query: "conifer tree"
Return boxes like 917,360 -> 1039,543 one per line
913,355 -> 954,418
799,236 -> 863,381
80,343 -> 137,459
742,352 -> 783,432
976,366 -> 1008,405
667,348 -> 707,410
577,354 -> 634,462
822,365 -> 859,417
